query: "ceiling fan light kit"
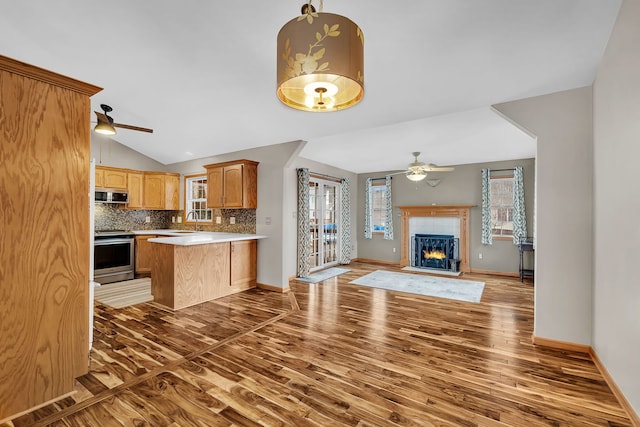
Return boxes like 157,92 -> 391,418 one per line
276,1 -> 364,112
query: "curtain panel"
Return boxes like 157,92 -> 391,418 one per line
383,175 -> 394,240
296,168 -> 311,277
512,166 -> 527,244
481,168 -> 493,245
340,178 -> 352,264
364,177 -> 373,239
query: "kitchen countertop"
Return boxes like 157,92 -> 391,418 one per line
135,229 -> 267,246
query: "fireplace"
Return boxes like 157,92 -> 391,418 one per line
399,205 -> 472,273
413,234 -> 459,271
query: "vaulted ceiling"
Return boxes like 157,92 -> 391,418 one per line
0,1 -> 621,173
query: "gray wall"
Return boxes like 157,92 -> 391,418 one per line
592,0 -> 640,415
356,158 -> 535,274
91,134 -> 167,171
494,87 -> 593,347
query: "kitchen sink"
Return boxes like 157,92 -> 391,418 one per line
171,230 -> 196,233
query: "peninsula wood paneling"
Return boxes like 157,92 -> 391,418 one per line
0,55 -> 101,421
151,242 -> 231,310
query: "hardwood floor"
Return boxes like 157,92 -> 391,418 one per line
3,262 -> 633,426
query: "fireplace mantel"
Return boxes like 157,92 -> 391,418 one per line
398,205 -> 474,273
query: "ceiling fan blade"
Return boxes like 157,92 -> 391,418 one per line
423,163 -> 455,172
113,122 -> 154,133
94,111 -> 110,123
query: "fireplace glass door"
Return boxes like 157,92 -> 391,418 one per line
309,179 -> 340,271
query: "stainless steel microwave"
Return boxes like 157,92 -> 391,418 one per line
95,189 -> 129,204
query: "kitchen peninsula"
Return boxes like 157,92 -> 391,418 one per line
147,232 -> 266,310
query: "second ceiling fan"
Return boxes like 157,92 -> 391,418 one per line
94,104 -> 153,135
392,152 -> 454,182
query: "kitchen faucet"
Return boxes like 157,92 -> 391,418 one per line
186,210 -> 199,231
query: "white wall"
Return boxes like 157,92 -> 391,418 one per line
91,134 -> 167,171
494,87 -> 594,345
592,0 -> 640,414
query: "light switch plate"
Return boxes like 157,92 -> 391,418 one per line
229,217 -> 236,224
216,216 -> 221,224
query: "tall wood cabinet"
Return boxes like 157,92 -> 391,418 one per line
0,55 -> 101,421
204,159 -> 258,208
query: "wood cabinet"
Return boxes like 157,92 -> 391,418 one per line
96,166 -> 127,190
135,235 -> 157,276
231,239 -> 257,290
204,159 -> 258,209
0,56 -> 101,420
127,171 -> 144,209
143,172 -> 180,210
151,238 -> 258,310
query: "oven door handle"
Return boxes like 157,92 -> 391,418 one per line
94,238 -> 134,246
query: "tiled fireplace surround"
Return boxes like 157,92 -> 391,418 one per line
399,205 -> 473,273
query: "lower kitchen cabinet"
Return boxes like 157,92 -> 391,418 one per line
230,239 -> 257,290
135,235 -> 156,276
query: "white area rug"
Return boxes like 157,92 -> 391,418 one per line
401,266 -> 461,277
298,267 -> 350,284
350,270 -> 484,303
94,278 -> 153,309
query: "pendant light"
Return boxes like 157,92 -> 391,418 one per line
277,1 -> 364,112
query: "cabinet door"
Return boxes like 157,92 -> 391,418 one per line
95,168 -> 105,188
127,172 -> 144,209
207,167 -> 224,208
104,169 -> 128,189
144,174 -> 165,210
164,175 -> 180,210
135,235 -> 156,275
230,240 -> 257,289
223,164 -> 244,208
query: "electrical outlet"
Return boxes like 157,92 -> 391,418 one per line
392,247 -> 396,253
171,216 -> 175,223
229,217 -> 236,225
177,216 -> 182,223
265,216 -> 271,225
216,216 -> 221,224
478,252 -> 483,259
145,216 -> 151,223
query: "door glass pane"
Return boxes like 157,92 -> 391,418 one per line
309,182 -> 320,269
323,185 -> 338,264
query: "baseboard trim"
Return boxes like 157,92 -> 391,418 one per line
470,268 -> 519,278
256,282 -> 290,293
352,258 -> 401,267
531,335 -> 590,353
533,335 -> 639,425
589,348 -> 640,427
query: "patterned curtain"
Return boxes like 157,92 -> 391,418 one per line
364,177 -> 373,239
383,175 -> 394,240
512,166 -> 527,244
296,168 -> 311,277
481,168 -> 493,245
340,178 -> 351,264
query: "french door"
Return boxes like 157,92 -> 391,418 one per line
309,178 -> 341,271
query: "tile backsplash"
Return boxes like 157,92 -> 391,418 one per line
94,203 -> 256,233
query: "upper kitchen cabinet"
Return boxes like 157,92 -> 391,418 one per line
0,55 -> 101,420
204,159 -> 258,209
144,172 -> 180,210
127,171 -> 144,209
96,165 -> 127,190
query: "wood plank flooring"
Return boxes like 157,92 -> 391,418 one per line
2,262 -> 633,426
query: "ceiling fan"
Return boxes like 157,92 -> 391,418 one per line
93,104 -> 153,135
393,152 -> 455,182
